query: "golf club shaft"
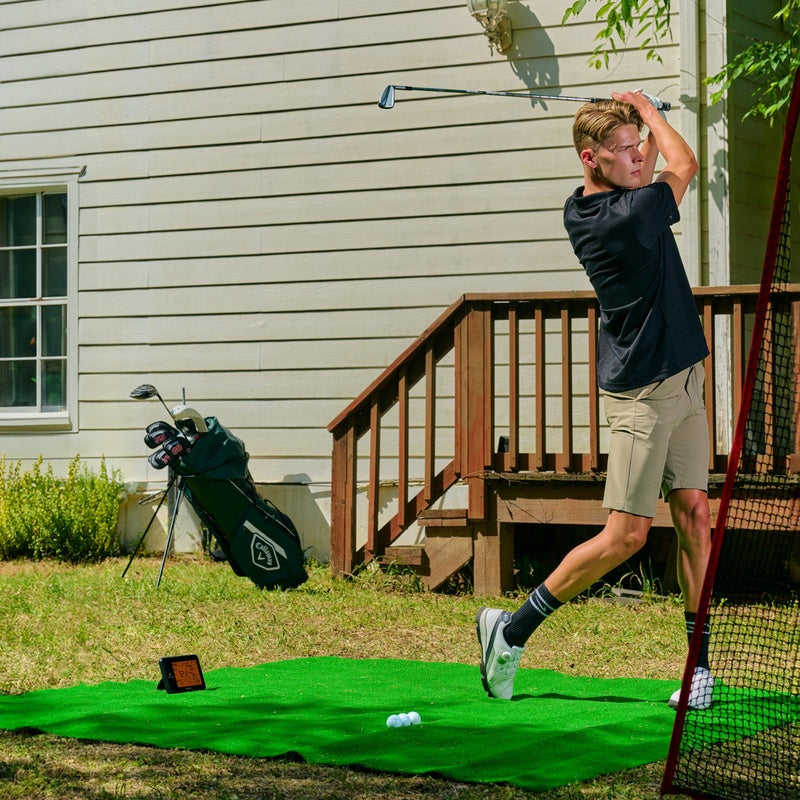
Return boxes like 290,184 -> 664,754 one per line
379,84 -> 671,112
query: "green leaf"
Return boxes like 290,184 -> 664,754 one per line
620,0 -> 635,23
595,1 -> 615,19
561,0 -> 590,24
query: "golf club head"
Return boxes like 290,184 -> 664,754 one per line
130,383 -> 174,416
170,404 -> 208,434
378,85 -> 395,109
130,384 -> 159,400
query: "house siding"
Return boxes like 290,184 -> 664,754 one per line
726,0 -> 798,285
0,1 -> 692,559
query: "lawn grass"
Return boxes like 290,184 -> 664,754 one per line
0,556 -> 688,799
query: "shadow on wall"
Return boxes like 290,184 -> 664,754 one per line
506,3 -> 559,109
118,482 -> 205,556
256,475 -> 331,564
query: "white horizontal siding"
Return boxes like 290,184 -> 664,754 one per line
77,212 -> 572,261
0,0 -> 686,559
77,241 -> 582,292
81,179 -> 581,235
78,271 -> 587,320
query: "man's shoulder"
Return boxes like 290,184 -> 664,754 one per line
577,183 -> 679,230
564,186 -> 619,216
564,188 -> 634,236
566,182 -> 673,204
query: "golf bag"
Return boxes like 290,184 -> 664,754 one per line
170,417 -> 307,590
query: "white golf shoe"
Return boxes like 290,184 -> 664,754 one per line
668,666 -> 716,710
476,607 -> 524,700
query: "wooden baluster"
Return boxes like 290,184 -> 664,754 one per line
508,304 -> 520,472
330,425 -> 357,576
397,368 -> 410,530
460,306 -> 493,520
366,398 -> 381,561
534,304 -> 546,470
424,345 -> 437,501
587,303 -> 600,471
703,299 -> 716,471
732,298 -> 745,430
559,302 -> 573,472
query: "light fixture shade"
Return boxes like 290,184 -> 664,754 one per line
466,0 -> 512,55
466,0 -> 508,14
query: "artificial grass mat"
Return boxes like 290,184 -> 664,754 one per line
0,657 -> 681,792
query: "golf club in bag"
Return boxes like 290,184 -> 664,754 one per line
124,385 -> 307,590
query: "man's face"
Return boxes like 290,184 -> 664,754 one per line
581,124 -> 645,190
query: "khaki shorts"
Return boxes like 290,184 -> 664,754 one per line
602,362 -> 709,518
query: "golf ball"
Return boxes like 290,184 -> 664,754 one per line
387,711 -> 422,728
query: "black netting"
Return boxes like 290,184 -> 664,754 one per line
664,165 -> 800,796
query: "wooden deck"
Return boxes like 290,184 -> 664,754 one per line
328,286 -> 800,595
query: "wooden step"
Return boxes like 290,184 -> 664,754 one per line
381,545 -> 426,568
421,526 -> 473,590
382,516 -> 474,590
416,508 -> 469,527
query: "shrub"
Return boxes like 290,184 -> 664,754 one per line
0,455 -> 124,562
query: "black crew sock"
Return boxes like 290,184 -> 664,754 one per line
685,611 -> 711,670
503,582 -> 563,648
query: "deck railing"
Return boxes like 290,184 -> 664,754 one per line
328,285 -> 800,577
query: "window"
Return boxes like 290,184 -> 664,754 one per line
0,186 -> 74,426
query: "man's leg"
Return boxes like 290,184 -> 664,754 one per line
669,488 -> 711,614
503,509 -> 652,647
539,510 -> 653,603
477,510 -> 652,699
667,487 -> 714,709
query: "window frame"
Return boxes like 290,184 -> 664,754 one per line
0,169 -> 81,431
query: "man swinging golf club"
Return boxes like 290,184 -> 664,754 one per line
476,89 -> 715,710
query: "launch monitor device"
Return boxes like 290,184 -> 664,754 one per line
157,655 -> 206,694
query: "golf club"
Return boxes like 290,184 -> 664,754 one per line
130,384 -> 209,434
378,84 -> 671,112
130,383 -> 173,417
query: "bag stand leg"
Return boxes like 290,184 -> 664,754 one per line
122,472 -> 175,579
156,476 -> 187,588
122,472 -> 187,587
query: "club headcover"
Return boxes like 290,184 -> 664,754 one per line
147,435 -> 192,469
144,421 -> 179,449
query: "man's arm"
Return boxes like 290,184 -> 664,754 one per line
613,90 -> 698,205
638,129 -> 659,186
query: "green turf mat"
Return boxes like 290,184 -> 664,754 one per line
0,658 -> 680,792
681,682 -> 800,748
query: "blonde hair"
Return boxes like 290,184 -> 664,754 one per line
572,100 -> 642,154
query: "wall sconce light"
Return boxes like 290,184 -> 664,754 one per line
466,0 -> 513,55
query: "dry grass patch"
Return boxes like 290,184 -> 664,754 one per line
0,557 -> 686,799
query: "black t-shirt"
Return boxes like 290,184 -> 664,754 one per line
563,182 -> 709,392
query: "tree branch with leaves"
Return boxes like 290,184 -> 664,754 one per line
562,0 -> 800,122
562,0 -> 673,69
